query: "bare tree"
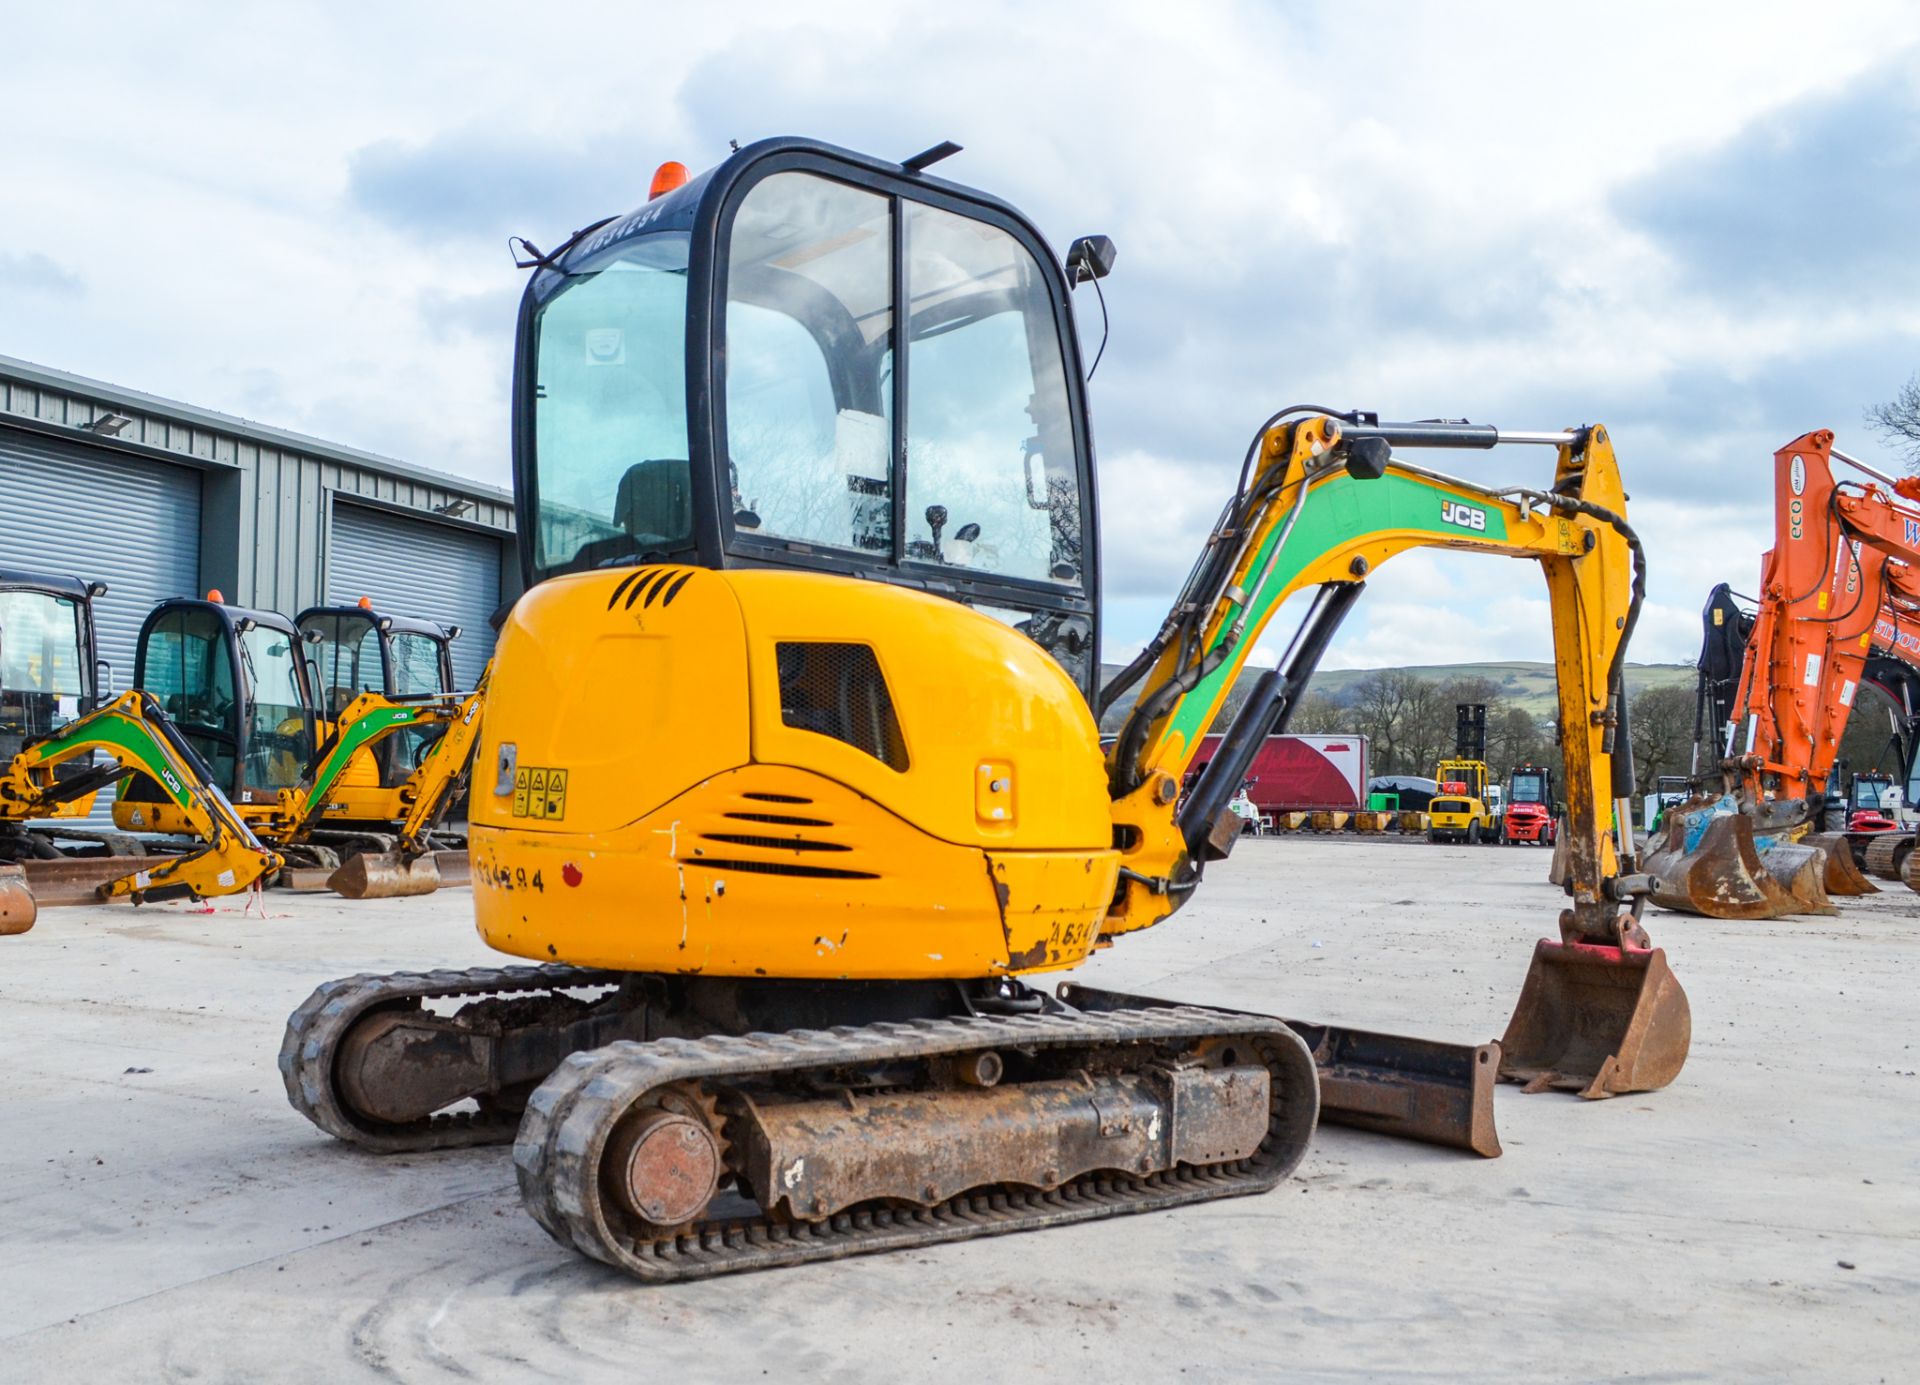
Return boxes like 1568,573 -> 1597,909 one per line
1628,684 -> 1697,797
1866,372 -> 1920,469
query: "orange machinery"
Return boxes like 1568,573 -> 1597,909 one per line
1647,430 -> 1920,915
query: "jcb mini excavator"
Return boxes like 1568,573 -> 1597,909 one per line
1645,430 -> 1920,916
282,138 -> 1691,1280
113,595 -> 485,898
0,570 -> 282,930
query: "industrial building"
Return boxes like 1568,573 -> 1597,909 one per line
0,354 -> 515,691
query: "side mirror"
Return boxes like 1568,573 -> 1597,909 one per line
1065,234 -> 1116,288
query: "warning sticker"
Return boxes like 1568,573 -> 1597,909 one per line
511,766 -> 568,821
1804,653 -> 1822,687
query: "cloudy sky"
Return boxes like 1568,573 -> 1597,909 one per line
5,2 -> 1919,669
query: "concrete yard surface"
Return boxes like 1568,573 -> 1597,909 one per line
1,836 -> 1916,1383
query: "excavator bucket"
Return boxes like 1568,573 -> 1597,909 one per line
1643,809 -> 1801,919
1499,940 -> 1691,1099
327,851 -> 442,900
0,865 -> 36,935
1756,843 -> 1837,914
1803,832 -> 1878,896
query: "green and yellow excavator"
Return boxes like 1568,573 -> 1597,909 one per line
0,569 -> 280,931
282,138 -> 1692,1280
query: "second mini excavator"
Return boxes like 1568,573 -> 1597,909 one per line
1646,430 -> 1920,916
282,137 -> 1692,1280
113,595 -> 485,898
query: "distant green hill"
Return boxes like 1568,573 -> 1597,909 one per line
1305,661 -> 1695,718
1098,660 -> 1693,732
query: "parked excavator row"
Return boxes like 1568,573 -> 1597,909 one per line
1644,429 -> 1920,918
282,137 -> 1691,1283
0,572 -> 488,927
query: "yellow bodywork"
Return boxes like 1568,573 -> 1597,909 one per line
472,568 -> 1117,979
476,417 -> 1641,981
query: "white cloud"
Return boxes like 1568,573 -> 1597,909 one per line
4,0 -> 1918,670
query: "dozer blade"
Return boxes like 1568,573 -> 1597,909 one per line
0,866 -> 36,935
1057,982 -> 1501,1157
1644,812 -> 1801,919
327,852 -> 442,900
1499,940 -> 1691,1100
1803,832 -> 1878,896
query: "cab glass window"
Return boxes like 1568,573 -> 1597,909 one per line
531,232 -> 693,574
303,614 -> 384,717
903,202 -> 1081,585
141,608 -> 238,786
239,625 -> 314,790
725,172 -> 894,553
0,590 -> 86,748
390,633 -> 446,695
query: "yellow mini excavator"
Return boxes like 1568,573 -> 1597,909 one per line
0,569 -> 281,931
283,138 -> 1691,1280
113,595 -> 485,898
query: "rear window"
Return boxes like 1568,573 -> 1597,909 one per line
1430,798 -> 1470,812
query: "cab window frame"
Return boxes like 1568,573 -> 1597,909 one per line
702,152 -> 1100,623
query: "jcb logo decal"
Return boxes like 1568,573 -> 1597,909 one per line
512,766 -> 568,820
1441,500 -> 1487,532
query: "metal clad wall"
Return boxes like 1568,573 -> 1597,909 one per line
0,432 -> 202,685
327,501 -> 502,688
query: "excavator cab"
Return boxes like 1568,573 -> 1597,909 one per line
115,597 -> 319,829
518,139 -> 1099,695
0,571 -> 104,784
296,603 -> 459,786
0,571 -> 110,850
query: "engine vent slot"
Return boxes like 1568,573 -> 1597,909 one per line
694,858 -> 879,881
699,833 -> 851,854
724,812 -> 834,827
743,792 -> 812,804
775,642 -> 909,771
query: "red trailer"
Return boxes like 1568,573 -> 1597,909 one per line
1188,734 -> 1370,816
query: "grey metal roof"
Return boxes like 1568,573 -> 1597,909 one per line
0,351 -> 512,507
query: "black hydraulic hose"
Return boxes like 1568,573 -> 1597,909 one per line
1099,406 -> 1351,723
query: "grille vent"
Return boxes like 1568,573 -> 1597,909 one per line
775,643 -> 909,771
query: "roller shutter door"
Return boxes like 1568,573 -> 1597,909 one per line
327,500 -> 501,689
0,433 -> 203,684
0,430 -> 203,824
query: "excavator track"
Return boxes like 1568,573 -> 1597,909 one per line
279,963 -> 625,1153
515,1006 -> 1317,1282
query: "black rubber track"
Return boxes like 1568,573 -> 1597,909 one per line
513,1005 -> 1319,1282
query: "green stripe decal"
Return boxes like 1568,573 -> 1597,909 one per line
307,707 -> 432,801
43,713 -> 194,808
1162,472 -> 1509,748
